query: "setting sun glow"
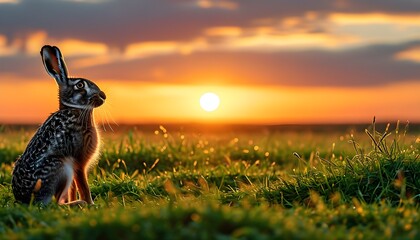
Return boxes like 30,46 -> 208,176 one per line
200,92 -> 220,112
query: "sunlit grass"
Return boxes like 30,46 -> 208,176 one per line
0,122 -> 419,239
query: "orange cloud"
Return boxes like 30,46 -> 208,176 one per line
21,31 -> 112,68
26,31 -> 48,55
65,0 -> 108,2
204,26 -> 242,37
329,13 -> 420,25
327,13 -> 420,46
125,41 -> 179,59
125,39 -> 208,59
221,31 -> 358,50
196,0 -> 238,10
0,35 -> 19,56
57,39 -> 108,56
395,46 -> 420,63
275,12 -> 420,49
25,31 -> 108,56
0,0 -> 19,3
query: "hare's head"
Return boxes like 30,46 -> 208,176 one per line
41,45 -> 106,110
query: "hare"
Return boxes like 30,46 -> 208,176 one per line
12,45 -> 106,205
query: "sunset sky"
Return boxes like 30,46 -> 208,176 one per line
0,0 -> 419,124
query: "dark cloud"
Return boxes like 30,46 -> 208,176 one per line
0,55 -> 40,77
1,0 -> 420,49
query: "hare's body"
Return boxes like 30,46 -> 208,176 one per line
12,109 -> 98,204
12,46 -> 105,205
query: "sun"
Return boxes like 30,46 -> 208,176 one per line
200,92 -> 220,112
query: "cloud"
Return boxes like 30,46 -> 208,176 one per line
329,13 -> 420,25
65,42 -> 418,87
204,26 -> 242,37
124,39 -> 208,59
1,40 -> 419,87
63,0 -> 110,3
328,13 -> 420,47
196,0 -> 238,10
1,0 -> 420,87
1,0 -> 419,49
0,0 -> 19,3
395,50 -> 420,65
0,35 -> 19,56
209,30 -> 358,51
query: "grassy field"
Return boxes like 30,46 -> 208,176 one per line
0,122 -> 419,239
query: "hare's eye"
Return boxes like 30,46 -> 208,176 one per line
75,81 -> 84,89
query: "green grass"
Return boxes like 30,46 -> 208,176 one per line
0,122 -> 419,239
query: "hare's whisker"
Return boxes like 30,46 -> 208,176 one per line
104,107 -> 115,132
99,111 -> 107,132
104,104 -> 118,127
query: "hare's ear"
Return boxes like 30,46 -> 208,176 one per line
40,45 -> 68,85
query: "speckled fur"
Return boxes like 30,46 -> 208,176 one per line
12,45 -> 106,205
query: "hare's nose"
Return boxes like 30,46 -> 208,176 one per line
99,91 -> 106,100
